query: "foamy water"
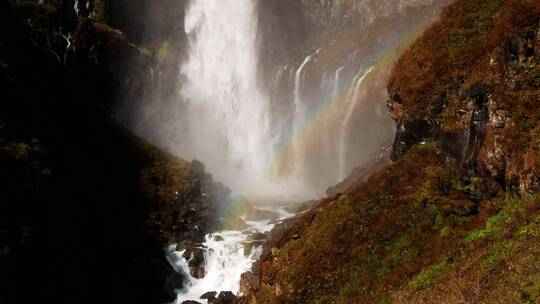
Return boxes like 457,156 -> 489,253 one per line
167,207 -> 293,303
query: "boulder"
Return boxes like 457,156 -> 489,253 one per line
243,240 -> 265,256
200,291 -> 217,300
213,235 -> 224,242
182,247 -> 206,279
182,301 -> 202,304
240,271 -> 259,293
390,116 -> 433,161
217,291 -> 238,304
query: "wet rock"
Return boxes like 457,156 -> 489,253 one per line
244,233 -> 266,255
182,301 -> 202,304
243,240 -> 265,256
164,268 -> 183,299
182,247 -> 206,279
390,116 -> 433,161
213,235 -> 224,242
240,271 -> 259,293
191,159 -> 206,174
439,130 -> 469,164
247,232 -> 267,241
270,217 -> 297,243
201,291 -> 217,300
217,291 -> 238,304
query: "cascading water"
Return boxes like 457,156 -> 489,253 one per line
163,1 -> 390,299
291,54 -> 313,172
168,207 -> 293,303
178,0 -> 273,198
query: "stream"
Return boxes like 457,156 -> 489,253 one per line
166,206 -> 294,303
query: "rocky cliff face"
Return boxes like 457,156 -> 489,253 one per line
301,0 -> 442,31
244,1 -> 540,303
0,1 -> 231,303
387,0 -> 540,196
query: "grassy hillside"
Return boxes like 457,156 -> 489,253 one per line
249,1 -> 540,303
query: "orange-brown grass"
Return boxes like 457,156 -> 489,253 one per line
256,144 -> 540,303
253,1 -> 540,303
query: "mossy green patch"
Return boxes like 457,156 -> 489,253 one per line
439,226 -> 451,238
156,41 -> 171,65
409,260 -> 448,289
466,198 -> 524,242
480,240 -> 515,269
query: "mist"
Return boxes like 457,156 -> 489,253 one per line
115,0 -> 450,202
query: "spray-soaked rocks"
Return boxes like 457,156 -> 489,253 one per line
177,244 -> 207,279
240,271 -> 259,294
216,291 -> 238,304
195,291 -> 237,304
243,232 -> 268,256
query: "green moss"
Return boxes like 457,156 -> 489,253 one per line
439,226 -> 451,237
409,261 -> 448,289
480,240 -> 515,269
418,141 -> 438,150
466,198 -> 524,242
386,235 -> 408,253
156,41 -> 171,65
529,279 -> 540,300
518,216 -> 540,239
257,284 -> 277,304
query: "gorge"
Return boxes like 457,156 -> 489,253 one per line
0,0 -> 539,304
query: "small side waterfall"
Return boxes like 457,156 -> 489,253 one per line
292,54 -> 313,155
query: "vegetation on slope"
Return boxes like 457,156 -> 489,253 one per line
250,0 -> 540,303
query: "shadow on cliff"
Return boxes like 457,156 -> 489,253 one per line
0,2 -> 184,303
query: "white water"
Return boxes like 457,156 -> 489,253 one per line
292,54 -> 313,152
179,0 -> 272,197
168,207 -> 293,303
332,67 -> 345,104
291,49 -> 323,174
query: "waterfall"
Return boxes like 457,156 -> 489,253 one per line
292,54 -> 313,147
179,0 -> 271,196
332,67 -> 345,103
274,65 -> 288,90
338,66 -> 374,180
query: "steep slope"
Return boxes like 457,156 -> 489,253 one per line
246,1 -> 540,303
